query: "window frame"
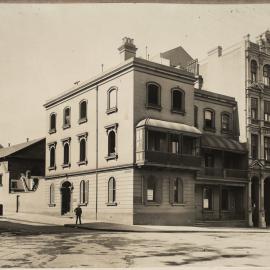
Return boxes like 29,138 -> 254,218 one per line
251,134 -> 258,160
77,132 -> 88,166
79,100 -> 88,124
264,136 -> 270,164
105,123 -> 118,161
107,177 -> 117,206
49,183 -> 56,207
79,180 -> 89,206
146,82 -> 162,111
221,112 -> 231,133
144,175 -> 162,205
251,97 -> 258,124
263,64 -> 270,87
251,60 -> 258,83
203,187 -> 213,210
170,177 -> 184,205
107,87 -> 118,114
171,88 -> 185,115
61,137 -> 71,168
221,188 -> 229,211
48,142 -> 57,170
264,100 -> 270,123
63,106 -> 71,129
194,105 -> 198,128
203,108 -> 216,132
49,113 -> 57,134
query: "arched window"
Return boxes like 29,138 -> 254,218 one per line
263,65 -> 270,86
79,100 -> 87,122
108,130 -> 116,156
79,138 -> 86,162
171,89 -> 185,112
63,107 -> 71,128
63,142 -> 70,165
108,177 -> 116,203
204,109 -> 215,130
251,60 -> 258,83
144,176 -> 162,204
147,82 -> 161,108
80,180 -> 86,204
170,178 -> 183,204
49,184 -> 55,205
50,113 -> 56,133
221,112 -> 230,132
50,146 -> 56,168
107,87 -> 117,113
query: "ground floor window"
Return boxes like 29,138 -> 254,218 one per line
170,178 -> 183,204
203,187 -> 212,210
80,180 -> 89,205
108,177 -> 116,204
49,183 -> 55,205
147,177 -> 157,202
221,189 -> 229,210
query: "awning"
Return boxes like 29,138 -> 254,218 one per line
136,118 -> 201,135
201,134 -> 247,153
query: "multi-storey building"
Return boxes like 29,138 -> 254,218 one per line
43,37 -> 248,226
199,30 -> 270,227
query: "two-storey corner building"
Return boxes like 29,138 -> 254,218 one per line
194,89 -> 248,226
199,30 -> 270,228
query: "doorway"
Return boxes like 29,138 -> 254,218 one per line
264,178 -> 270,226
251,177 -> 259,227
61,181 -> 72,215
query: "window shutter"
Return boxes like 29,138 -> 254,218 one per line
169,178 -> 174,204
143,177 -> 148,204
86,180 -> 89,204
156,179 -> 163,204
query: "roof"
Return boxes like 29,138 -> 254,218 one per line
201,134 -> 247,153
0,138 -> 45,159
137,118 -> 201,135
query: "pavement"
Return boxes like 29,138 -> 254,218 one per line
1,211 -> 270,233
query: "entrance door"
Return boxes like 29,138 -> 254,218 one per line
61,181 -> 72,215
251,177 -> 259,227
264,178 -> 270,226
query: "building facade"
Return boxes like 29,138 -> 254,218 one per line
199,30 -> 270,227
42,37 -> 248,226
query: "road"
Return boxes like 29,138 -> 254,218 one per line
0,221 -> 269,267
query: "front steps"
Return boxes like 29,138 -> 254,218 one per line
195,219 -> 248,228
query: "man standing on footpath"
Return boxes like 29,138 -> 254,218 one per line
74,205 -> 82,225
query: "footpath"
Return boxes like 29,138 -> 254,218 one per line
1,212 -> 270,233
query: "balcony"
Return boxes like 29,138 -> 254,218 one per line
137,150 -> 201,168
198,167 -> 248,179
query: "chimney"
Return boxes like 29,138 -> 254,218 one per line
118,37 -> 137,61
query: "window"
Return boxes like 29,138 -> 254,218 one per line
108,177 -> 116,204
251,134 -> 258,160
168,134 -> 180,154
50,146 -> 56,168
105,123 -> 118,160
203,187 -> 212,210
146,82 -> 161,109
204,109 -> 215,130
194,106 -> 198,128
79,100 -> 87,123
147,177 -> 157,202
49,184 -> 55,206
221,189 -> 229,211
61,138 -> 71,167
171,88 -> 185,113
182,136 -> 200,156
63,107 -> 71,128
265,137 -> 270,163
148,130 -> 167,152
251,98 -> 258,122
49,113 -> 56,133
0,174 -> 2,186
205,153 -> 214,167
263,65 -> 270,86
251,60 -> 258,83
79,139 -> 86,163
144,176 -> 162,204
80,180 -> 89,205
107,87 -> 118,114
221,113 -> 230,132
108,131 -> 116,155
170,178 -> 183,204
265,101 -> 270,122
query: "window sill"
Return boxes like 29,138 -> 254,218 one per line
62,124 -> 71,130
202,209 -> 214,212
171,109 -> 185,115
48,203 -> 56,207
49,129 -> 56,134
77,160 -> 88,166
146,104 -> 162,111
62,163 -> 71,168
79,203 -> 88,206
203,127 -> 216,133
107,202 -> 118,206
106,107 -> 118,114
171,203 -> 185,206
105,154 -> 118,161
48,166 -> 56,171
78,118 -> 87,125
145,202 -> 160,206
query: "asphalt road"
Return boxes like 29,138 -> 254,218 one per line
0,221 -> 269,267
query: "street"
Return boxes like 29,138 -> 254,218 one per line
0,221 -> 270,267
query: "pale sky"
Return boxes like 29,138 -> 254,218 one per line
0,4 -> 270,147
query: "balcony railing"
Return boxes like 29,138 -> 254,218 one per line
140,150 -> 201,168
198,167 -> 248,179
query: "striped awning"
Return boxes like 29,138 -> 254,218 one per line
201,134 -> 247,153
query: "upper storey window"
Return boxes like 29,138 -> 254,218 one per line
204,109 -> 215,131
194,106 -> 198,128
221,112 -> 230,132
146,82 -> 161,110
251,60 -> 258,83
63,107 -> 71,129
49,113 -> 56,134
265,101 -> 270,122
171,88 -> 185,114
79,100 -> 87,124
263,65 -> 270,87
251,97 -> 258,124
107,87 -> 118,114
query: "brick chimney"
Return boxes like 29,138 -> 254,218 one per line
118,37 -> 137,61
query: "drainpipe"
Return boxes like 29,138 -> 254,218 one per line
95,85 -> 99,220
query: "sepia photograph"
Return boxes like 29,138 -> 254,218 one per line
1,2 -> 270,268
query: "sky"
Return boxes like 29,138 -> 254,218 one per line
0,3 -> 270,147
